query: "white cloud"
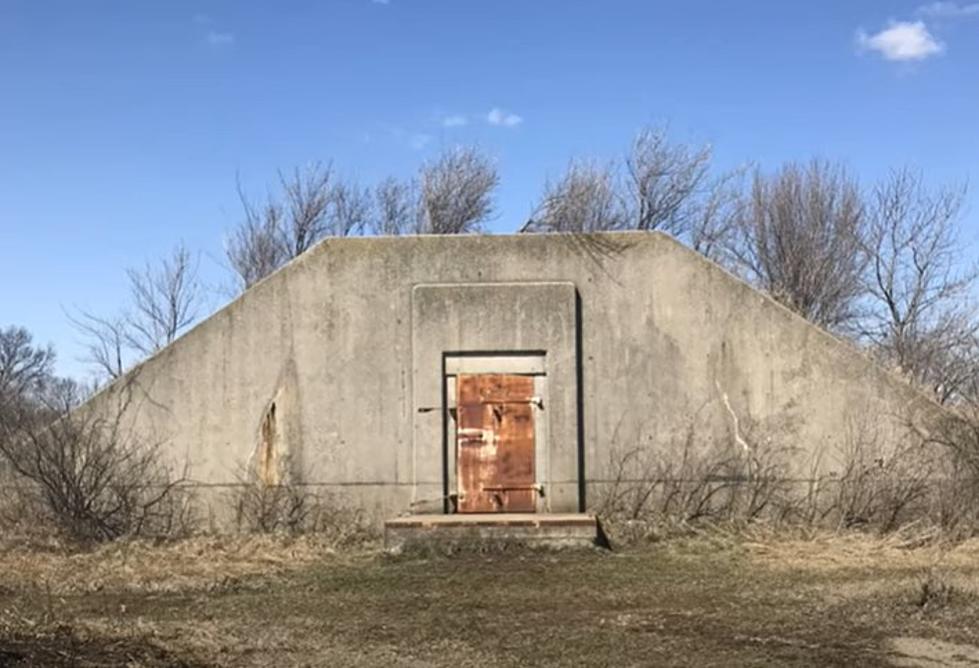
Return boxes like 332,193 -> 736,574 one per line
917,1 -> 979,18
486,107 -> 523,128
206,30 -> 235,47
442,114 -> 468,128
372,0 -> 390,4
856,21 -> 943,61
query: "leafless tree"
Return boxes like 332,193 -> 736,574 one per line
862,169 -> 975,402
372,177 -> 418,235
625,126 -> 713,234
524,160 -> 625,233
725,160 -> 867,330
65,311 -> 129,381
418,146 -> 498,234
0,326 -> 55,411
227,163 -> 370,289
125,243 -> 202,356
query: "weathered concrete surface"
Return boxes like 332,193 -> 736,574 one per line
91,232 -> 938,526
384,513 -> 600,550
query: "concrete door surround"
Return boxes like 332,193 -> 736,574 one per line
410,282 -> 582,515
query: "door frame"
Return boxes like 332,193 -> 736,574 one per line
442,352 -> 549,513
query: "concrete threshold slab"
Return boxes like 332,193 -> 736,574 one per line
384,513 -> 603,550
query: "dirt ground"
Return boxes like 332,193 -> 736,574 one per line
1,530 -> 979,667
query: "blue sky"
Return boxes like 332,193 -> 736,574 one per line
1,1 -> 977,378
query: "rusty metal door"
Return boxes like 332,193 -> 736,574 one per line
456,374 -> 537,513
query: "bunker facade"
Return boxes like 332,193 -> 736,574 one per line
96,232 -> 935,525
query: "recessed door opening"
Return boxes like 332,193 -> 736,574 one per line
442,352 -> 547,514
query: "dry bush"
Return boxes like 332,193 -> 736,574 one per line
929,457 -> 979,537
809,414 -> 979,538
229,455 -> 312,534
230,476 -> 311,535
230,482 -> 311,533
595,410 -> 979,545
927,404 -> 979,483
230,483 -> 375,545
598,427 -> 798,542
916,568 -> 959,611
822,426 -> 936,533
0,480 -> 62,549
227,457 -> 373,544
0,381 -> 188,545
915,405 -> 979,535
301,495 -> 376,546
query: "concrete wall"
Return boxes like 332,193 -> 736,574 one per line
92,232 -> 937,525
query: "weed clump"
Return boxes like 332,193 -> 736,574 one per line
916,569 -> 959,611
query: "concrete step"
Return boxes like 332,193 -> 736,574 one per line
384,513 -> 603,551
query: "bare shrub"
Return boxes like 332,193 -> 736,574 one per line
228,457 -> 372,543
916,568 -> 959,611
598,427 -> 797,541
594,407 -> 974,544
230,468 -> 312,535
917,403 -> 979,534
827,425 -> 935,533
0,379 -> 186,544
931,458 -> 979,537
0,480 -> 61,547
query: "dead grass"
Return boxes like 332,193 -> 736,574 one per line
1,529 -> 978,666
0,533 -> 367,596
742,527 -> 979,573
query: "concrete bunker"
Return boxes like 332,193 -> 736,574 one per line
83,232 -> 940,533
